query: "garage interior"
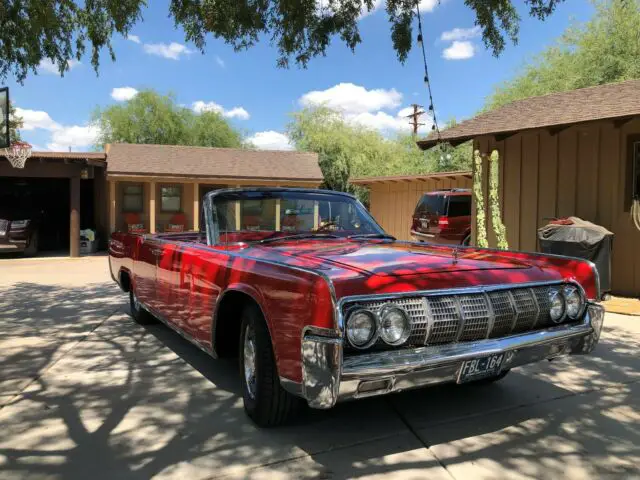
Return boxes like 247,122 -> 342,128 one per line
0,152 -> 107,257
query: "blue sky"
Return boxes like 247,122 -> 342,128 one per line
7,0 -> 594,152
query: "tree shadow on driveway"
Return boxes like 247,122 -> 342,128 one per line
0,282 -> 638,479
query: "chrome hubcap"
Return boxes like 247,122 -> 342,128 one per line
243,325 -> 257,399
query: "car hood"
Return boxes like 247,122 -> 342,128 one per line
245,239 -> 531,278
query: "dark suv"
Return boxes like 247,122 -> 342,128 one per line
0,206 -> 39,256
411,189 -> 471,246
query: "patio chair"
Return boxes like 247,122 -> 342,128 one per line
165,213 -> 187,232
124,213 -> 146,234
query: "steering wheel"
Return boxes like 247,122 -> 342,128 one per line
315,220 -> 342,232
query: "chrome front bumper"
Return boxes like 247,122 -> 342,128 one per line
300,303 -> 604,409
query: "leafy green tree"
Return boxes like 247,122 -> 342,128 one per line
1,0 -> 566,82
92,90 -> 243,148
9,103 -> 22,142
487,0 -> 640,109
287,106 -> 432,201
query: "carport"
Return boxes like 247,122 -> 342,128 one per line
0,151 -> 107,257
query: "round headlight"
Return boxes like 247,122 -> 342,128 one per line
379,305 -> 411,346
564,285 -> 583,319
346,310 -> 377,348
548,287 -> 566,323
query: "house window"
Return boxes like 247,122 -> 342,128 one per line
161,185 -> 182,212
122,184 -> 143,213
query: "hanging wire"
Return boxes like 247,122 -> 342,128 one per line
415,1 -> 441,142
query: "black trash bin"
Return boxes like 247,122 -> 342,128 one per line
538,217 -> 614,298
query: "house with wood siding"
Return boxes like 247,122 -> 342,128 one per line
418,79 -> 640,296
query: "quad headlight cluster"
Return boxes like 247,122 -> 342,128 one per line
345,304 -> 411,349
548,284 -> 585,323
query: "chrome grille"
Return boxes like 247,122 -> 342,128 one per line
511,289 -> 538,332
425,296 -> 460,344
488,291 -> 516,338
0,219 -> 7,236
458,294 -> 491,341
346,283 -> 571,347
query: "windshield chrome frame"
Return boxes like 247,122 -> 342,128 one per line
202,187 -> 385,246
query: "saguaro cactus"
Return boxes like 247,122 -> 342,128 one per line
473,150 -> 488,248
489,149 -> 509,249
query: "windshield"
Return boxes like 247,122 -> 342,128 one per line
208,190 -> 385,244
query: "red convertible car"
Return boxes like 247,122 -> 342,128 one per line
109,188 -> 604,427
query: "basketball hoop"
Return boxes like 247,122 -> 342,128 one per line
4,141 -> 32,169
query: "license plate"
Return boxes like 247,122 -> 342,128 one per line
458,353 -> 504,383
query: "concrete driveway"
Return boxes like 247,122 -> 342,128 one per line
1,256 -> 639,479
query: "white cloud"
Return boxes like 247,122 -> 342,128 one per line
215,55 -> 225,68
442,40 -> 475,60
47,125 -> 100,151
299,83 -> 402,115
191,101 -> 250,120
247,131 -> 293,151
127,34 -> 141,44
14,106 -> 99,151
143,42 -> 193,60
111,87 -> 139,102
440,26 -> 481,42
37,59 -> 81,75
224,107 -> 250,120
14,108 -> 61,131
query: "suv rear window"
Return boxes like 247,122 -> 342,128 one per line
414,195 -> 447,216
447,195 -> 471,217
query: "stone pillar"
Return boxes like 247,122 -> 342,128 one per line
70,176 -> 80,257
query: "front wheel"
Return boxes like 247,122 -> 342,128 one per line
239,305 -> 302,427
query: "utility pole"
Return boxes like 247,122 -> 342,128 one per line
405,104 -> 426,136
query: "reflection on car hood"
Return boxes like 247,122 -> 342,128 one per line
246,239 -> 531,278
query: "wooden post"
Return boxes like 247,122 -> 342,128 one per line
275,198 -> 281,231
313,201 -> 319,229
70,176 -> 80,257
235,184 -> 241,230
109,180 -> 116,233
193,183 -> 200,231
149,181 -> 156,233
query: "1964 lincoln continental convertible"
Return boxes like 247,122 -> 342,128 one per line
109,188 -> 604,427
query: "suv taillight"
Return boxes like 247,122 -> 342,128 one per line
438,216 -> 449,227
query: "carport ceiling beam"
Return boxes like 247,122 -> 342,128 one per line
613,116 -> 636,129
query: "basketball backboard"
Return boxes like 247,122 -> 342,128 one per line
0,87 -> 9,149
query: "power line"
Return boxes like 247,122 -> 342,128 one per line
405,104 -> 426,136
415,1 -> 441,142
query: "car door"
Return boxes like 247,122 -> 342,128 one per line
134,238 -> 161,311
183,246 -> 229,348
155,241 -> 185,328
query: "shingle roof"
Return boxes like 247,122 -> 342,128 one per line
418,79 -> 640,149
105,143 -> 322,181
350,170 -> 472,185
30,151 -> 106,160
